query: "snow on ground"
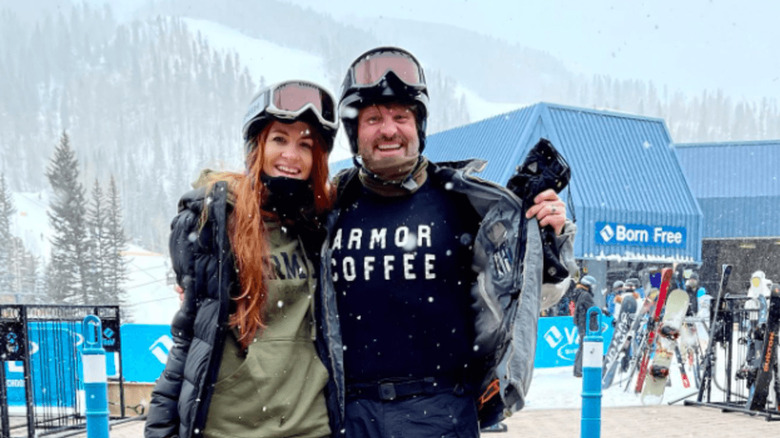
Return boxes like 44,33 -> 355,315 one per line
11,190 -> 179,324
181,17 -> 332,90
526,364 -> 697,410
121,245 -> 181,325
453,85 -> 527,125
11,192 -> 51,263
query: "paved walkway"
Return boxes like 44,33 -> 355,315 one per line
50,404 -> 779,437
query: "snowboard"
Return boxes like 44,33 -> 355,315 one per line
641,288 -> 690,404
745,283 -> 780,411
602,294 -> 639,388
634,268 -> 673,393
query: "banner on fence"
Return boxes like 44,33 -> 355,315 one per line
534,316 -> 613,368
4,322 -> 119,408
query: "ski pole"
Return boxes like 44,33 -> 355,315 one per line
82,315 -> 110,438
581,307 -> 603,438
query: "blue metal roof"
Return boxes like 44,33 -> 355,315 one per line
674,140 -> 780,238
329,102 -> 703,262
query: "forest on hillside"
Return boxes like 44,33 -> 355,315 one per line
1,1 -> 778,257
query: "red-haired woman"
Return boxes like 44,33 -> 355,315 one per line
145,81 -> 338,438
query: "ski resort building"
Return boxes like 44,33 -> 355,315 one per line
674,140 -> 780,292
330,102 -> 704,302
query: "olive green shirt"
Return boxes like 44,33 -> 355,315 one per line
204,222 -> 330,438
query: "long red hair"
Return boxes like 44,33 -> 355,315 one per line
206,122 -> 332,349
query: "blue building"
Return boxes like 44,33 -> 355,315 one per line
331,102 -> 703,299
674,140 -> 780,291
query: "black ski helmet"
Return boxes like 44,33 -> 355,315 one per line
241,80 -> 338,157
338,46 -> 429,154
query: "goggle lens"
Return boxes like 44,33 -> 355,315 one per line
272,82 -> 336,124
352,51 -> 423,87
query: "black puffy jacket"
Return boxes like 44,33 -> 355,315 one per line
573,287 -> 595,333
145,183 -> 237,438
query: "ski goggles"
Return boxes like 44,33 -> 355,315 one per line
345,47 -> 426,90
243,80 -> 338,138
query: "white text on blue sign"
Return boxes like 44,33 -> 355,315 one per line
595,222 -> 686,248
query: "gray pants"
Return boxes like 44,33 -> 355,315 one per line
573,334 -> 584,377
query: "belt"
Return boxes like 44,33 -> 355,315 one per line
346,376 -> 468,401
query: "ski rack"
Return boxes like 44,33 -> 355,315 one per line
685,266 -> 780,421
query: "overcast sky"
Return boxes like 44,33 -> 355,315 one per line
285,0 -> 779,102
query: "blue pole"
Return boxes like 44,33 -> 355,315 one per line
82,315 -> 110,438
581,307 -> 603,438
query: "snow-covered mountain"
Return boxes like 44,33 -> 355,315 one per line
179,16 -> 527,163
5,0 -> 779,312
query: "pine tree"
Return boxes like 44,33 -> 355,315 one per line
86,178 -> 108,300
45,132 -> 91,304
104,175 -> 128,306
0,173 -> 16,298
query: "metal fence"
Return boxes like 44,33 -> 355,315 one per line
687,295 -> 780,420
0,305 -> 125,437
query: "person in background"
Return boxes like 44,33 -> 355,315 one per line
623,277 -> 645,301
145,80 -> 338,438
572,275 -> 597,378
604,279 -> 623,316
624,277 -> 642,299
316,46 -> 577,437
684,271 -> 704,316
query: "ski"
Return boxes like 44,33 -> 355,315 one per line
634,267 -> 673,393
641,289 -> 690,403
673,344 -> 691,388
745,282 -> 780,411
601,294 -> 638,388
696,264 -> 733,403
622,293 -> 656,391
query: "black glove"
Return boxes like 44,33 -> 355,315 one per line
506,138 -> 571,203
507,138 -> 572,284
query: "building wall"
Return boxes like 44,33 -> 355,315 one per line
700,239 -> 780,294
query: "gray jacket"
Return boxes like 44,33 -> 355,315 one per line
316,159 -> 576,430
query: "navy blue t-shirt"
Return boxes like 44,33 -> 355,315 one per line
331,179 -> 481,384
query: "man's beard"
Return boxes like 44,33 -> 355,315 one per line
358,137 -> 420,182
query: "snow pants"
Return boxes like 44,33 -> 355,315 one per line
344,391 -> 479,437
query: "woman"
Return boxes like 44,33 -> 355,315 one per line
145,80 -> 338,438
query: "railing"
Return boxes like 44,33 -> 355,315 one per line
0,305 -> 124,437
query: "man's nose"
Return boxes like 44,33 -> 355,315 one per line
379,119 -> 398,137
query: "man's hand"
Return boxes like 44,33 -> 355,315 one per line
174,284 -> 184,303
525,189 -> 566,235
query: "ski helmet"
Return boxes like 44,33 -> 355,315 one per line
624,278 -> 640,289
241,80 -> 338,156
579,275 -> 597,292
339,46 -> 429,154
612,280 -> 624,290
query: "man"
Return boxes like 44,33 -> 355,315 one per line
316,46 -> 576,437
604,279 -> 624,316
572,275 -> 597,378
684,271 -> 703,316
624,277 -> 642,299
